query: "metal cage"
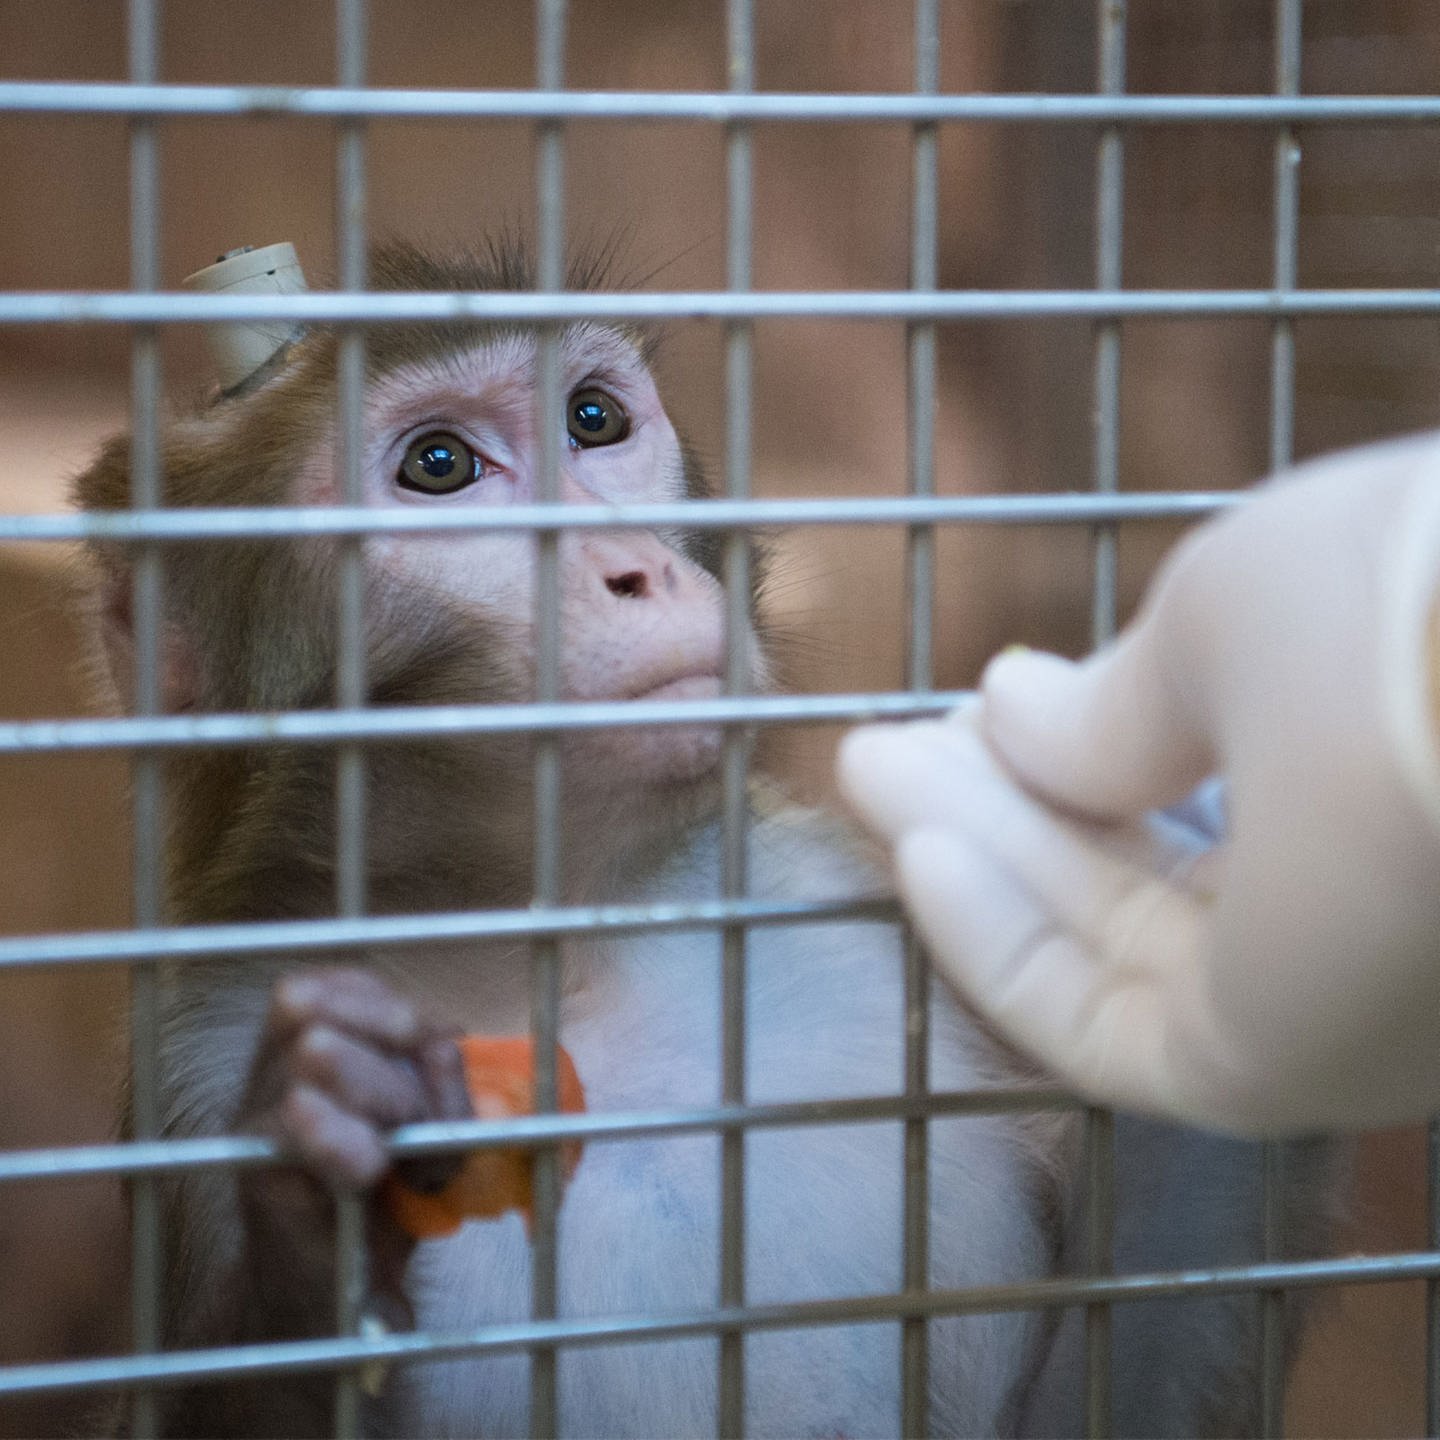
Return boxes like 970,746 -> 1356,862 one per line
1,2 -> 1439,1436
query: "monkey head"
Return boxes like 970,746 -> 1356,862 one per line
74,241 -> 771,911
339,318 -> 745,787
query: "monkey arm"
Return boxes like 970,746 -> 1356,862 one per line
149,972 -> 467,1438
840,430 -> 1440,1135
150,1175 -> 404,1440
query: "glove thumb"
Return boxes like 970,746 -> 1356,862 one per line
980,630 -> 1214,820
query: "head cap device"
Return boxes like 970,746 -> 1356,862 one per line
182,242 -> 308,393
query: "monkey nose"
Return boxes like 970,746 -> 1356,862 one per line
605,568 -> 657,600
582,533 -> 692,602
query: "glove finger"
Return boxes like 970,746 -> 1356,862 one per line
841,718 -> 1192,955
896,826 -> 1184,1117
980,628 -> 1215,821
837,720 -> 973,841
894,822 -> 1097,1020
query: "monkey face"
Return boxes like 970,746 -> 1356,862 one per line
297,325 -> 767,788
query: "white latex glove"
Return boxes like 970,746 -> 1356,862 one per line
839,432 -> 1440,1135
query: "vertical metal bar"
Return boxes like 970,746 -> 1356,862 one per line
1091,0 -> 1125,648
126,3 -> 163,1434
1260,10 -> 1301,1433
719,3 -> 754,1434
334,4 -> 369,914
1269,0 -> 1302,478
906,0 -> 939,696
1083,1109 -> 1115,1440
332,1190 -> 367,1437
1428,1119 -> 1440,1437
1086,4 -> 1125,1436
332,2 -> 369,1434
1259,1143 -> 1287,1438
531,3 -> 568,1435
901,3 -> 939,1435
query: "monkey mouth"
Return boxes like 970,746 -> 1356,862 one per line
628,672 -> 723,704
566,671 -> 726,786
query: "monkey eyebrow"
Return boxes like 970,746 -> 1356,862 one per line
569,366 -> 634,396
561,325 -> 647,377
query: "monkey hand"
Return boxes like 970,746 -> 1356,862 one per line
840,431 -> 1440,1135
233,967 -> 474,1321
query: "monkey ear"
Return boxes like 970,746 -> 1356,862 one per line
91,567 -> 201,715
75,436 -> 203,715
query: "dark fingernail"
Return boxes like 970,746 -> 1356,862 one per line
394,1154 -> 463,1195
423,1038 -> 474,1120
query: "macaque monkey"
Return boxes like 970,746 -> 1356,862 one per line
77,241 -> 1335,1438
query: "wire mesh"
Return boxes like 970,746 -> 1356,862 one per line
1,2 -> 1438,1437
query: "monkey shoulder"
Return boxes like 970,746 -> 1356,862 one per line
602,789 -> 1026,1108
742,779 -> 890,902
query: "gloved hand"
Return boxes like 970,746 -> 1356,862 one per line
839,432 -> 1440,1135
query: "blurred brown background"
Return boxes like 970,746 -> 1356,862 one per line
2,1 -> 1439,1434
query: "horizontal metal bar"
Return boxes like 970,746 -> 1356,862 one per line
0,688 -> 966,756
4,289 -> 1440,328
0,492 -> 1232,546
4,82 -> 1440,125
4,1251 -> 1438,1399
0,1085 -> 1080,1185
0,895 -> 900,972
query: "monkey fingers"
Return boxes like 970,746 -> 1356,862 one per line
393,1037 -> 474,1197
290,1025 -> 435,1127
265,966 -> 425,1052
240,967 -> 473,1195
275,1080 -> 395,1188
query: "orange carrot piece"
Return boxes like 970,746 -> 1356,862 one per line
382,1035 -> 586,1240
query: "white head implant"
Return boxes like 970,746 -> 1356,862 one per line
183,242 -> 308,394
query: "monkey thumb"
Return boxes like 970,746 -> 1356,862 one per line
978,639 -> 1214,822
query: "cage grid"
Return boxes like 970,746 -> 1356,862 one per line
3,1 -> 1440,1437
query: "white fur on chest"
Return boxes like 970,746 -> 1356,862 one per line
396,810 -> 1049,1437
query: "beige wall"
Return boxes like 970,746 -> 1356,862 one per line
0,553 -> 128,1438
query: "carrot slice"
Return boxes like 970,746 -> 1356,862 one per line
382,1035 -> 586,1240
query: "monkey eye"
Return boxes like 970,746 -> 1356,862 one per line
566,387 -> 630,448
397,431 -> 482,495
